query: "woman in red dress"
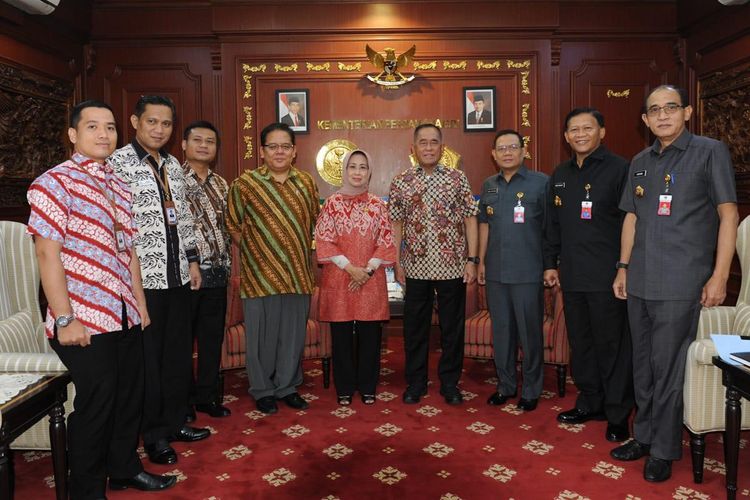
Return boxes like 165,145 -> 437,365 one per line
316,149 -> 396,405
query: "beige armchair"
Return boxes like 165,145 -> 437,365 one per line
0,220 -> 73,450
684,215 -> 750,483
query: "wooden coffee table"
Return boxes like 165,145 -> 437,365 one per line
0,373 -> 71,500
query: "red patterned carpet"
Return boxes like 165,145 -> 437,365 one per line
13,335 -> 749,499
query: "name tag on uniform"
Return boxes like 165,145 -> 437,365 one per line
514,205 -> 525,223
580,201 -> 592,220
634,170 -> 647,177
554,182 -> 566,188
658,194 -> 672,216
164,201 -> 178,226
487,187 -> 498,194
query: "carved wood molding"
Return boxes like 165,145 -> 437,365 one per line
0,62 -> 71,210
699,61 -> 750,202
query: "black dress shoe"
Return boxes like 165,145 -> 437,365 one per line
169,425 -> 210,442
440,387 -> 463,405
280,392 -> 309,410
110,471 -> 177,491
195,402 -> 232,418
605,423 -> 630,443
145,441 -> 177,465
487,392 -> 517,406
517,398 -> 538,411
185,405 -> 196,423
644,457 -> 672,482
402,387 -> 427,404
256,396 -> 278,414
557,407 -> 606,424
610,439 -> 650,461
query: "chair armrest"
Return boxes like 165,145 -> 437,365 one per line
36,322 -> 54,353
0,353 -> 66,372
309,287 -> 321,321
686,338 -> 718,366
465,281 -> 479,318
696,306 -> 736,340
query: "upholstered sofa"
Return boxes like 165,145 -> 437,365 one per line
463,282 -> 570,397
0,221 -> 74,450
684,215 -> 750,483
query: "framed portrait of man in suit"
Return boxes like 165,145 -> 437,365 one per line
276,89 -> 309,134
464,87 -> 496,132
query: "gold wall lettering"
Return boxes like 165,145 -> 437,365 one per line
521,103 -> 531,127
243,75 -> 252,99
338,62 -> 362,72
274,63 -> 298,73
443,60 -> 467,70
243,136 -> 253,159
243,106 -> 253,130
306,62 -> 330,72
520,71 -> 530,95
242,63 -> 266,73
413,61 -> 437,71
317,118 -> 460,131
606,89 -> 631,98
507,59 -> 531,69
477,60 -> 501,70
523,136 -> 532,159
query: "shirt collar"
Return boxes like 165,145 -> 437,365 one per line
182,161 -> 214,181
71,152 -> 113,174
649,129 -> 692,155
257,164 -> 298,180
568,145 -> 607,169
415,163 -> 446,175
131,138 -> 169,164
497,165 -> 528,182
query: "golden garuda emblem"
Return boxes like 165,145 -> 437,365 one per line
365,44 -> 417,88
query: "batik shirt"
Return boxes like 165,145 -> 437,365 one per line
110,141 -> 198,290
27,153 -> 141,337
182,163 -> 231,286
227,165 -> 320,298
388,164 -> 479,280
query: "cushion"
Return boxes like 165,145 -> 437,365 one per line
0,310 -> 38,353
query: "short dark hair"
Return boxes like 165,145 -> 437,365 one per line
134,95 -> 176,120
69,100 -> 114,128
413,123 -> 442,142
474,94 -> 485,103
288,97 -> 300,104
494,129 -> 525,148
183,120 -> 220,146
645,85 -> 689,109
260,122 -> 295,146
564,107 -> 605,130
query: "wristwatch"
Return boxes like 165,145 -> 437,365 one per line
366,268 -> 375,276
615,261 -> 629,270
55,313 -> 76,328
467,256 -> 480,264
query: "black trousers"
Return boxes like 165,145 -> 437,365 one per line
189,286 -> 227,405
627,295 -> 701,461
50,321 -> 144,500
330,320 -> 382,396
142,285 -> 192,447
403,277 -> 466,391
563,291 -> 634,425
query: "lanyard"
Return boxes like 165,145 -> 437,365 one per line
74,160 -> 119,223
147,157 -> 173,201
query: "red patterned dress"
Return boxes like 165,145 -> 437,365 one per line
316,192 -> 396,322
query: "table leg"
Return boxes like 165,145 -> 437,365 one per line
725,387 -> 741,500
49,402 -> 67,500
0,443 -> 11,500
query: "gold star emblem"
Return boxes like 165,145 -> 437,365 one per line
635,185 -> 644,198
554,195 -> 562,207
487,206 -> 494,216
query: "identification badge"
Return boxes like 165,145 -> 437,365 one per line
114,223 -> 127,253
164,201 -> 178,226
513,205 -> 525,223
580,201 -> 592,220
658,194 -> 672,216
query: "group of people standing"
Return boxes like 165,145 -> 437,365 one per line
26,83 -> 737,499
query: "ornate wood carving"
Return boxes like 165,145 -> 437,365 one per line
700,62 -> 750,201
0,62 -> 71,210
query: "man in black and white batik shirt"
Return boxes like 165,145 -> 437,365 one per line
110,95 -> 211,467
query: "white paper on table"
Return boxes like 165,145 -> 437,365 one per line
710,334 -> 750,365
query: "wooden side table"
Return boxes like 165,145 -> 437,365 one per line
713,356 -> 750,500
0,373 -> 71,500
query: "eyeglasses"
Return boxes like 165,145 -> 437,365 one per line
495,144 -> 522,153
646,103 -> 683,117
263,143 -> 294,152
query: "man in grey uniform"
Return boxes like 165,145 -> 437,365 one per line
478,129 -> 550,411
610,85 -> 738,482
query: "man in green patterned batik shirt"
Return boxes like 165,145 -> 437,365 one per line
227,122 -> 320,415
